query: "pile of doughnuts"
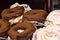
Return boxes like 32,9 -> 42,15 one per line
0,6 -> 48,40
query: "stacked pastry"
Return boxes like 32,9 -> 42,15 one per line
0,4 -> 48,40
0,6 -> 36,40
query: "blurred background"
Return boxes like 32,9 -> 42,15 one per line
53,0 -> 60,10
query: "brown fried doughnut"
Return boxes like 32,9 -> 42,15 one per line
8,22 -> 36,40
0,19 -> 10,38
23,10 -> 48,23
1,6 -> 24,20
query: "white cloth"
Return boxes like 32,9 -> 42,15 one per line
9,2 -> 32,25
32,10 -> 60,40
10,2 -> 32,13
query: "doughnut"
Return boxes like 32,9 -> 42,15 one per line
0,19 -> 10,38
1,6 -> 24,20
8,22 -> 36,40
23,10 -> 48,23
22,10 -> 48,28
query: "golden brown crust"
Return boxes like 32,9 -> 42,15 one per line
1,6 -> 24,20
8,22 -> 36,40
23,10 -> 48,23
